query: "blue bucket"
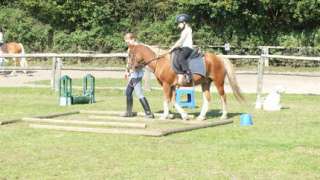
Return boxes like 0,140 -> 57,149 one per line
240,114 -> 253,126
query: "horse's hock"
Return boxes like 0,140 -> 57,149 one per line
19,110 -> 233,137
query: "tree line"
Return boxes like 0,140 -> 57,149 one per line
0,0 -> 319,53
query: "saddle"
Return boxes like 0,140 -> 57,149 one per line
171,48 -> 206,77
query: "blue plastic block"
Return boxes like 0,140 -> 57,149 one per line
176,87 -> 196,108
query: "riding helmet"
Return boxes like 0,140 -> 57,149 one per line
176,14 -> 191,23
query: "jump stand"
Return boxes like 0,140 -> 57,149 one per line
59,74 -> 95,106
176,87 -> 196,108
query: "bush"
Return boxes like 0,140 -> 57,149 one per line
0,8 -> 51,52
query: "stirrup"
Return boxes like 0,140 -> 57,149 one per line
184,73 -> 192,83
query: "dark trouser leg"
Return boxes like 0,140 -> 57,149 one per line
176,47 -> 193,82
120,80 -> 136,117
139,97 -> 154,118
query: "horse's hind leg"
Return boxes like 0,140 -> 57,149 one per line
10,58 -> 17,76
197,82 -> 211,121
20,58 -> 28,74
214,80 -> 228,119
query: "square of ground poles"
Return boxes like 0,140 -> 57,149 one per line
21,110 -> 233,137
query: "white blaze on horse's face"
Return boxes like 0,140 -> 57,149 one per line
125,39 -> 135,45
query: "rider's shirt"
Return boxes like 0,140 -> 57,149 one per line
174,25 -> 193,49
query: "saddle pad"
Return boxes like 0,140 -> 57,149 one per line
171,53 -> 206,77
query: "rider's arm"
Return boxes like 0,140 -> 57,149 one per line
169,29 -> 188,52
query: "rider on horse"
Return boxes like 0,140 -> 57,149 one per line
169,14 -> 193,84
121,33 -> 155,118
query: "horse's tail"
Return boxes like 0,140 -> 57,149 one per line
19,43 -> 26,61
222,57 -> 245,103
19,43 -> 25,54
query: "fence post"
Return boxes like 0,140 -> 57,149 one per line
255,54 -> 265,109
55,58 -> 62,92
51,57 -> 57,90
262,46 -> 269,67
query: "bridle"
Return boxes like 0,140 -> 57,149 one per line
129,46 -> 170,71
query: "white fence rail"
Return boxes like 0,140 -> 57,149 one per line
0,53 -> 127,58
0,52 -> 319,106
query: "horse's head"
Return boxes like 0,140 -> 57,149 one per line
128,44 -> 156,70
128,44 -> 144,70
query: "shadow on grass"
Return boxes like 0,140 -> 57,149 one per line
154,109 -> 243,120
191,109 -> 242,119
0,70 -> 36,76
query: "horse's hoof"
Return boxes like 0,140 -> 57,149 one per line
196,115 -> 206,121
160,114 -> 168,120
181,113 -> 189,121
220,114 -> 228,120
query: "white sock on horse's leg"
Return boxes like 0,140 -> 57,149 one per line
198,93 -> 209,120
174,103 -> 188,120
161,100 -> 170,120
220,96 -> 228,119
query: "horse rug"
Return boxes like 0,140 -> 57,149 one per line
171,49 -> 206,77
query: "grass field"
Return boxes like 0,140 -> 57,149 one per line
0,83 -> 319,179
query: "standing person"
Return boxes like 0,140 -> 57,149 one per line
121,33 -> 154,118
0,27 -> 4,47
223,42 -> 230,55
169,14 -> 193,84
0,27 -> 4,68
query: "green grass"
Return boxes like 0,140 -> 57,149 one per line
0,86 -> 320,179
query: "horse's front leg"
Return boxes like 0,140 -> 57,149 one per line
160,83 -> 172,120
171,86 -> 189,120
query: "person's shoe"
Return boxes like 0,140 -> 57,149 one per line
145,113 -> 155,119
120,111 -> 137,117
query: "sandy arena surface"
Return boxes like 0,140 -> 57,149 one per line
0,69 -> 320,94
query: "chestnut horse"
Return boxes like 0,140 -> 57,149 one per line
0,42 -> 27,73
128,44 -> 244,120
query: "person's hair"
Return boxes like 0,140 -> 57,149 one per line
124,33 -> 136,40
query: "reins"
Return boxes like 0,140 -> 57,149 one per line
142,51 -> 171,66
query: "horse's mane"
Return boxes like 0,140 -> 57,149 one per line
138,43 -> 168,56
